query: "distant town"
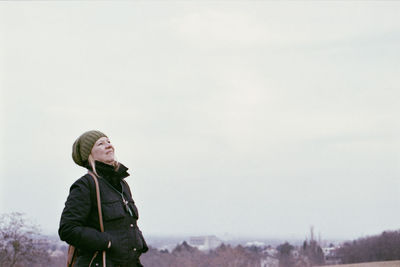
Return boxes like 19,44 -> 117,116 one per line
28,230 -> 400,267
1,213 -> 400,267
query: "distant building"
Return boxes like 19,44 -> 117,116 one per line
260,256 -> 279,267
263,246 -> 278,257
245,241 -> 266,248
188,235 -> 222,251
323,246 -> 341,265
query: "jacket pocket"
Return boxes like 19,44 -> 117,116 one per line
135,228 -> 148,252
102,200 -> 125,221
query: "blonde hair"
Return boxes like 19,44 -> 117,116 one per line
88,154 -> 119,176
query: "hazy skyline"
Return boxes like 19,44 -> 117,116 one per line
1,2 -> 399,241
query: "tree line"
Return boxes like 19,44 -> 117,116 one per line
1,212 -> 400,267
336,230 -> 400,264
0,213 -> 65,267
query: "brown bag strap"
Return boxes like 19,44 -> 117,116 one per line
87,171 -> 106,267
88,171 -> 105,232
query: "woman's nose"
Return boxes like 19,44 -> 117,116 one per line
105,143 -> 113,149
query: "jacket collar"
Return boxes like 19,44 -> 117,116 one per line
92,161 -> 130,180
86,161 -> 130,191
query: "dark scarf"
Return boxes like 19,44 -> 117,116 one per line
87,161 -> 130,192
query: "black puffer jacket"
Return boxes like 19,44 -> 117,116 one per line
59,161 -> 148,267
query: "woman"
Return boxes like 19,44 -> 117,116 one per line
59,130 -> 148,267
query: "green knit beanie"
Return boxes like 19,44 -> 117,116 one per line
72,130 -> 107,167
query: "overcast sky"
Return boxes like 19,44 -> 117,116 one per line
1,1 -> 399,242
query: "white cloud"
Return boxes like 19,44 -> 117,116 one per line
1,2 -> 399,239
171,3 -> 400,48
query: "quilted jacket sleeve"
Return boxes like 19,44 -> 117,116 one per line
58,176 -> 111,251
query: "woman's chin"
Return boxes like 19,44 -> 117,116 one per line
100,159 -> 115,165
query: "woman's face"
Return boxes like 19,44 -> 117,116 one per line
91,137 -> 115,165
